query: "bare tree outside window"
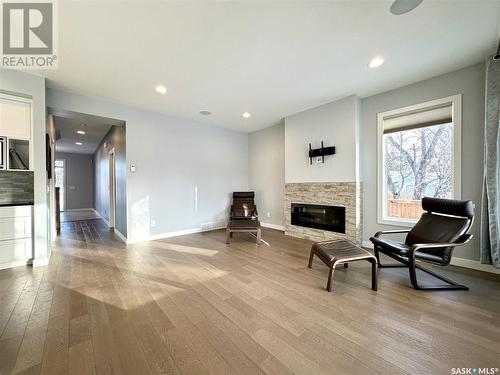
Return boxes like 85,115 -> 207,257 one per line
384,123 -> 453,220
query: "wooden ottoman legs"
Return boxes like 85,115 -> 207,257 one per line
309,247 -> 377,292
369,258 -> 378,291
308,249 -> 314,268
327,264 -> 335,292
327,260 -> 376,292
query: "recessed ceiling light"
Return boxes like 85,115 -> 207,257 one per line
155,85 -> 167,94
390,0 -> 423,15
199,110 -> 211,116
368,57 -> 384,68
77,130 -> 86,135
75,142 -> 83,145
242,112 -> 251,118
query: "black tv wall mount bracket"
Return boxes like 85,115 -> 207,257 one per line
308,141 -> 336,164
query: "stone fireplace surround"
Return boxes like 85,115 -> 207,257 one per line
285,182 -> 362,245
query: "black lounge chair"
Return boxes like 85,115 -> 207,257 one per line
370,197 -> 474,291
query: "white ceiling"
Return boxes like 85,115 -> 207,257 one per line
53,114 -> 114,155
38,1 -> 500,133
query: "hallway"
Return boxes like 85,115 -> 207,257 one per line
61,210 -> 102,223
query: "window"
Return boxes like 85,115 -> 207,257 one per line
377,95 -> 462,226
54,159 -> 66,212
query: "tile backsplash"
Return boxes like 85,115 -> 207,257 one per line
0,171 -> 34,205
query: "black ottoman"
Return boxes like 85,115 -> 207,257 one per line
308,240 -> 377,292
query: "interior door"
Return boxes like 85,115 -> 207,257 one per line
108,149 -> 116,229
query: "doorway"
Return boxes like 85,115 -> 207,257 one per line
54,158 -> 66,212
46,108 -> 127,240
108,148 -> 116,229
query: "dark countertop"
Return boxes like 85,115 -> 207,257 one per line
0,202 -> 34,207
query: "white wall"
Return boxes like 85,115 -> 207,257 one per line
361,63 -> 486,261
248,121 -> 285,228
55,152 -> 94,210
0,70 -> 48,264
285,95 -> 360,183
46,89 -> 248,241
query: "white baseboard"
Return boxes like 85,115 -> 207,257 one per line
92,209 -> 110,226
261,222 -> 285,231
0,259 -> 29,270
362,240 -> 373,249
362,240 -> 500,275
64,208 -> 95,212
126,225 -> 226,245
450,257 -> 500,274
32,258 -> 49,267
113,229 -> 127,243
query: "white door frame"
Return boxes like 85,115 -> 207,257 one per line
108,148 -> 116,229
55,158 -> 67,212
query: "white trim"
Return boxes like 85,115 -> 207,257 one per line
377,94 -> 462,227
362,240 -> 500,275
126,225 -> 226,245
55,157 -> 67,212
108,148 -> 116,229
449,258 -> 500,275
261,222 -> 285,231
113,229 -> 127,243
32,257 -> 49,267
0,259 -> 29,270
92,208 -> 110,226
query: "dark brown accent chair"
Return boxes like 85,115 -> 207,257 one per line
226,192 -> 261,244
370,197 -> 474,291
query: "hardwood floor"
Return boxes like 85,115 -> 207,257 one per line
60,210 -> 101,223
1,218 -> 499,375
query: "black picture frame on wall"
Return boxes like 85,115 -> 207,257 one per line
46,134 -> 52,179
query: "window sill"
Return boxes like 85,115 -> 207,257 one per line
377,217 -> 416,228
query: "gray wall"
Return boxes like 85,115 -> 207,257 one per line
0,70 -> 48,262
248,121 -> 285,227
361,63 -> 485,261
93,125 -> 127,237
285,95 -> 360,183
46,89 -> 248,241
55,152 -> 94,210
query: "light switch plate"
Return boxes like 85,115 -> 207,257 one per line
130,163 -> 136,172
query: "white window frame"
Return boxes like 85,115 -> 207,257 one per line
377,95 -> 462,227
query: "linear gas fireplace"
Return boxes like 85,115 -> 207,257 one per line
291,203 -> 345,234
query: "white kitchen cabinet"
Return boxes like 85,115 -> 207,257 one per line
0,93 -> 33,170
0,205 -> 33,269
0,95 -> 32,140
